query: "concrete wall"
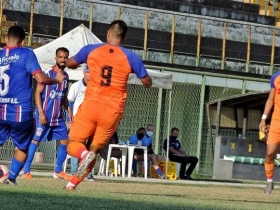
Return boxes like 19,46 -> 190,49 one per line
3,0 -> 278,74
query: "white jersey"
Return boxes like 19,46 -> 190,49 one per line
67,79 -> 86,116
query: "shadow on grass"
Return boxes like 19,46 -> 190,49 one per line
115,191 -> 280,204
0,187 -> 246,210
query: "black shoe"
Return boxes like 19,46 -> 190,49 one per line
84,175 -> 95,182
4,178 -> 18,185
181,174 -> 193,180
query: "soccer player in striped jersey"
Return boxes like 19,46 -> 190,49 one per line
22,47 -> 73,181
0,26 -> 65,185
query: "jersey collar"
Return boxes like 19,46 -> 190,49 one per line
4,46 -> 19,49
52,65 -> 57,73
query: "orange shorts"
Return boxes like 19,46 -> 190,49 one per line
69,100 -> 123,147
267,120 -> 280,144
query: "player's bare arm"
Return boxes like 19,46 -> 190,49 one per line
140,75 -> 152,88
34,71 -> 64,85
66,57 -> 80,69
35,84 -> 47,125
259,88 -> 275,131
62,94 -> 74,124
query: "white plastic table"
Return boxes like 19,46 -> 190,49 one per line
127,145 -> 148,179
105,144 -> 128,178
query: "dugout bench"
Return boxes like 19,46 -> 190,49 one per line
213,136 -> 280,181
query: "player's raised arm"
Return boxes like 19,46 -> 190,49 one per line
34,71 -> 64,84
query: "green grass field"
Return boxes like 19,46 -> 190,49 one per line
1,177 -> 280,210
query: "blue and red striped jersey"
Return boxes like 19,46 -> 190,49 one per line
0,46 -> 42,122
35,66 -> 68,126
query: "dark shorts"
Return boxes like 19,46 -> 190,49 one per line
135,148 -> 154,155
0,119 -> 34,150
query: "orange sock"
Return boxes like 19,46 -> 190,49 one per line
265,162 -> 274,180
67,141 -> 87,158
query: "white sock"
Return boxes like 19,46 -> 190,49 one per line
267,179 -> 273,182
81,150 -> 88,159
66,182 -> 76,188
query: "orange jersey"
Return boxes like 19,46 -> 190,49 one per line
73,43 -> 148,112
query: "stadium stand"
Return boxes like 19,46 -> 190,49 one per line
100,0 -> 275,25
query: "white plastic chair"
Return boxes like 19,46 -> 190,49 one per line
63,154 -> 71,173
99,157 -> 120,177
63,154 -> 96,175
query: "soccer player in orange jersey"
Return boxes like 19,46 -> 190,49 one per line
259,72 -> 280,194
64,20 -> 152,190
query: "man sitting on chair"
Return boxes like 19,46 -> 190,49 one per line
163,127 -> 198,180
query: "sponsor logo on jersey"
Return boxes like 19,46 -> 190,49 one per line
36,128 -> 43,136
49,90 -> 64,99
0,54 -> 20,64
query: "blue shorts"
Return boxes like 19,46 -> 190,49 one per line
0,119 -> 34,150
33,119 -> 68,142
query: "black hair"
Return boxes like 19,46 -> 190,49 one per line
56,47 -> 69,55
171,127 -> 179,133
109,20 -> 128,40
137,127 -> 146,133
7,26 -> 25,45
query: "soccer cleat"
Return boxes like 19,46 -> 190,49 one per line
63,185 -> 76,190
22,172 -> 33,179
53,171 -> 72,181
264,182 -> 274,194
4,178 -> 18,185
77,151 -> 96,178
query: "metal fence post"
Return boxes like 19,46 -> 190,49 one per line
28,0 -> 35,47
170,15 -> 175,64
89,2 -> 93,31
143,11 -> 148,61
155,88 -> 163,154
0,0 -> 3,31
59,0 -> 65,37
270,29 -> 276,75
246,25 -> 251,73
242,79 -> 246,94
196,19 -> 202,67
196,75 -> 206,172
221,22 -> 227,70
118,6 -> 121,20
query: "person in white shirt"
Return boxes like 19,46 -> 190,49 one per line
67,65 -> 94,181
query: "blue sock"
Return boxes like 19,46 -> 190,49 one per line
132,159 -> 138,175
156,168 -> 163,176
9,157 -> 25,180
24,142 -> 39,174
55,144 -> 67,173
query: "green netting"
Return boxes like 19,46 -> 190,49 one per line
160,83 -> 201,157
117,85 -> 159,143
